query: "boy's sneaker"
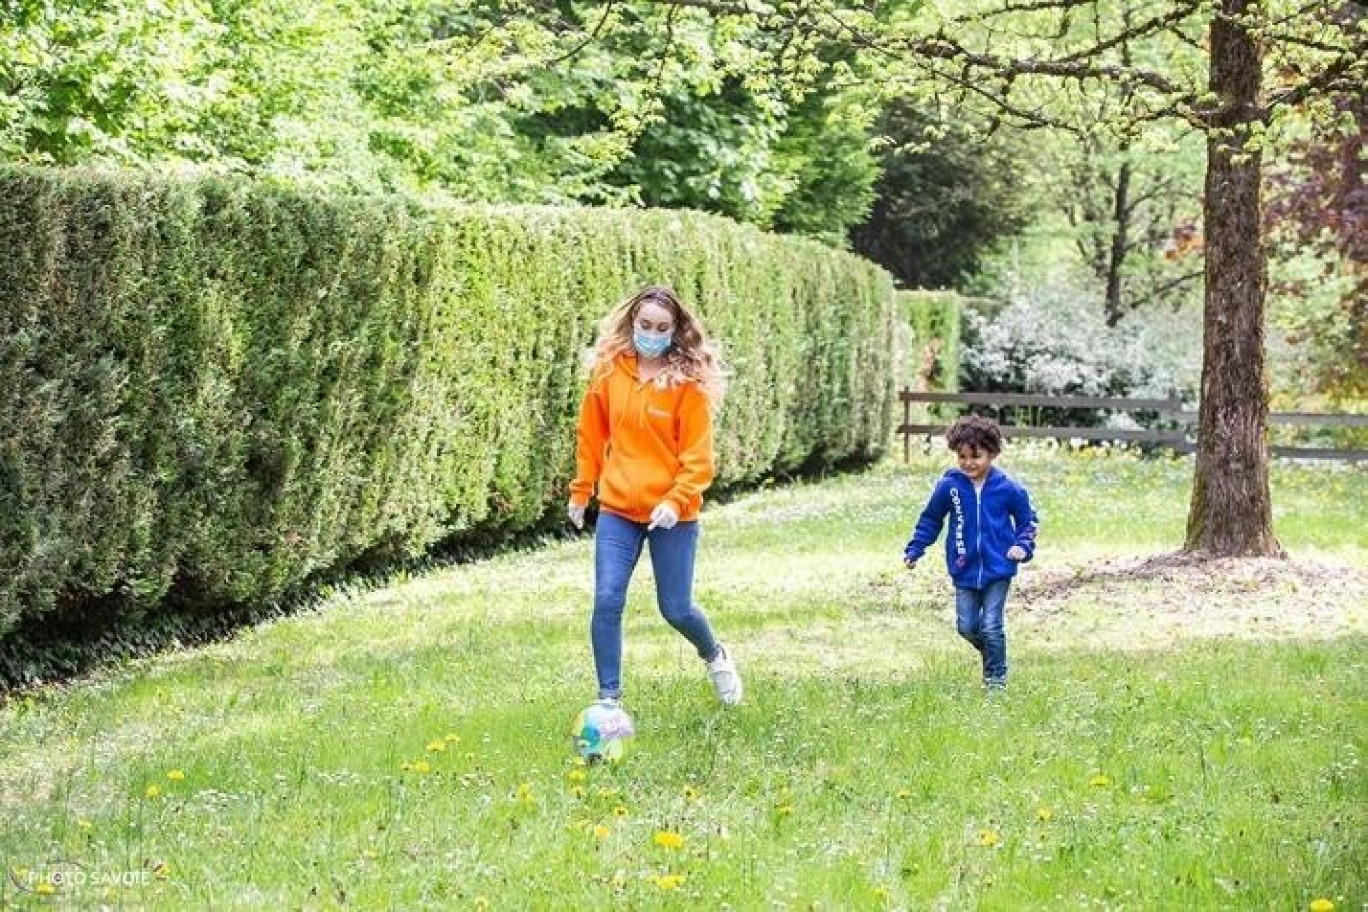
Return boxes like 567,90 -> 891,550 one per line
706,645 -> 743,705
984,677 -> 1007,692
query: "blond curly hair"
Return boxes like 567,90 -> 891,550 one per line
584,284 -> 727,405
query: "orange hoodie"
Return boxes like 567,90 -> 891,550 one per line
569,354 -> 715,523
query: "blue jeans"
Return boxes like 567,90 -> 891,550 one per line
591,511 -> 721,699
955,579 -> 1009,683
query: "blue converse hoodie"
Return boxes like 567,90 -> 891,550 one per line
903,466 -> 1039,590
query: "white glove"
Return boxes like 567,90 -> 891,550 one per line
567,501 -> 586,530
647,502 -> 679,531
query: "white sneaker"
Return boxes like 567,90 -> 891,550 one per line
706,645 -> 743,706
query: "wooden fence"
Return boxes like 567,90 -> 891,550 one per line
897,389 -> 1368,462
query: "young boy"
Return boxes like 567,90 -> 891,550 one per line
903,415 -> 1038,690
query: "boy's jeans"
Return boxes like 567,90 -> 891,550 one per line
955,579 -> 1009,683
592,511 -> 721,699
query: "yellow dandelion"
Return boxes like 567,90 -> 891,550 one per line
152,862 -> 170,880
775,804 -> 794,816
613,805 -> 629,818
568,770 -> 587,783
144,784 -> 161,799
895,789 -> 912,800
651,873 -> 685,890
978,829 -> 1001,847
413,760 -> 431,774
872,885 -> 890,902
363,849 -> 378,860
653,830 -> 686,850
400,761 -> 412,772
1037,806 -> 1055,822
166,769 -> 185,782
516,782 -> 534,801
683,785 -> 701,801
593,824 -> 611,840
35,882 -> 57,896
444,733 -> 461,744
77,819 -> 93,830
1089,774 -> 1111,788
427,740 -> 446,753
1309,900 -> 1335,912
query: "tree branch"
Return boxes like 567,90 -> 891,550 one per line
949,0 -> 1092,25
654,1 -> 681,86
546,0 -> 618,66
886,65 -> 1084,133
608,0 -> 770,16
893,29 -> 1190,98
1122,176 -> 1181,218
1263,50 -> 1366,116
1131,269 -> 1204,308
1264,0 -> 1348,31
1051,0 -> 1203,67
1260,30 -> 1352,55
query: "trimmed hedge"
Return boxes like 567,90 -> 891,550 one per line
898,290 -> 962,393
0,167 -> 896,654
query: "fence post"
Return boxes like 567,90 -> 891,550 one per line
901,387 -> 910,463
1164,392 -> 1188,454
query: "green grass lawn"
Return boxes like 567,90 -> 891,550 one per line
1,449 -> 1365,910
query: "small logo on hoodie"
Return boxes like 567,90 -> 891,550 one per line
949,486 -> 967,562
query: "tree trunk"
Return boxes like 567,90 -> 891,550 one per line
1184,0 -> 1281,556
1104,158 -> 1131,327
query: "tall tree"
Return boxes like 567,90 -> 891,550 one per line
1051,126 -> 1204,325
625,0 -> 1363,556
850,100 -> 1031,289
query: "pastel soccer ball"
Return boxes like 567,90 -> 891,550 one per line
572,701 -> 635,762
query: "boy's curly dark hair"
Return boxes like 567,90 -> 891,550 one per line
946,414 -> 1003,455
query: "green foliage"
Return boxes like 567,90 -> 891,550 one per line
1268,243 -> 1367,410
606,82 -> 796,223
605,48 -> 880,244
0,166 -> 895,650
0,0 -> 884,242
897,290 -> 961,393
850,101 -> 1031,289
769,87 -> 880,245
0,0 -> 374,174
1024,124 -> 1207,323
1266,96 -> 1368,402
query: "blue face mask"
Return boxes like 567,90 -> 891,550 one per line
633,330 -> 672,359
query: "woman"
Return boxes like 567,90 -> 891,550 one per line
568,284 -> 742,707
